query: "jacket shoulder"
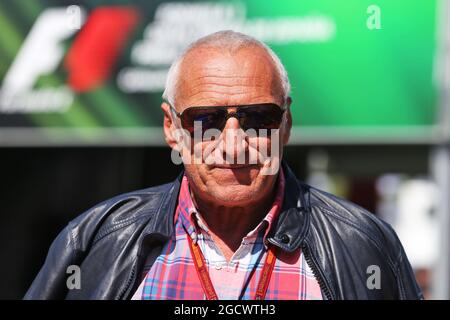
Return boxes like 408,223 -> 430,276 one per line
24,181 -> 177,300
67,181 -> 176,251
306,184 -> 402,264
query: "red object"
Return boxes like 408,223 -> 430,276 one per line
187,230 -> 277,300
65,7 -> 140,92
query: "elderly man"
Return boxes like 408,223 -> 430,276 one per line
25,31 -> 422,300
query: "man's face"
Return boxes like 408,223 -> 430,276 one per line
163,45 -> 292,206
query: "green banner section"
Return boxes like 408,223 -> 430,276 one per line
0,0 -> 438,145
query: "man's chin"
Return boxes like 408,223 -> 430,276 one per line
205,164 -> 261,185
206,184 -> 259,205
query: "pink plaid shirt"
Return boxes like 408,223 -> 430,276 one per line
132,169 -> 322,300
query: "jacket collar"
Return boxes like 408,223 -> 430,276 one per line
144,160 -> 310,252
142,171 -> 183,240
266,161 -> 311,252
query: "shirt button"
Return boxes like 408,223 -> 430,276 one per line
215,263 -> 222,270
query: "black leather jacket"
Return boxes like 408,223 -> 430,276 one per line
24,162 -> 423,300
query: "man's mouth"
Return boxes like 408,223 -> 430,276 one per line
210,163 -> 258,169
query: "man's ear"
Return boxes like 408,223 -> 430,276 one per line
283,97 -> 292,145
161,102 -> 179,150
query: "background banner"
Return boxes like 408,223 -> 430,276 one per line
0,0 -> 438,145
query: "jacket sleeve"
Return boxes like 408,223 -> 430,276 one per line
395,243 -> 424,300
24,224 -> 79,300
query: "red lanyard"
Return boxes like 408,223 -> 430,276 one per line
187,233 -> 276,300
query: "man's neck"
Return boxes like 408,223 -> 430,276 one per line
190,183 -> 277,261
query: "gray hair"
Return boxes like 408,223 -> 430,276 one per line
162,30 -> 291,107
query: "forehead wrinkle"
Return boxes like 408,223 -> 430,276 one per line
190,74 -> 265,81
176,46 -> 283,106
183,73 -> 274,100
188,77 -> 266,92
189,74 -> 267,87
187,88 -> 267,101
180,47 -> 276,80
178,73 -> 273,105
180,91 -> 278,109
183,69 -> 272,89
182,81 -> 270,106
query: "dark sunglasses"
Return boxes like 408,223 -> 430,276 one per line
169,103 -> 287,136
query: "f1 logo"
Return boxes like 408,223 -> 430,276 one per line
2,6 -> 140,96
2,8 -> 86,95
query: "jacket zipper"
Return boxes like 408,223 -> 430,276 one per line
116,261 -> 137,300
302,242 -> 334,300
117,234 -> 167,300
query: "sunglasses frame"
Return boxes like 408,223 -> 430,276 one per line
167,102 -> 288,134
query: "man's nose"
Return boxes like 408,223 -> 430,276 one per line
223,115 -> 241,131
221,116 -> 248,163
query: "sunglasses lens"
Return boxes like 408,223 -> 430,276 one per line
239,104 -> 284,131
182,108 -> 226,134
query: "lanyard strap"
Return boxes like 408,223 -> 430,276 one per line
187,233 -> 276,300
